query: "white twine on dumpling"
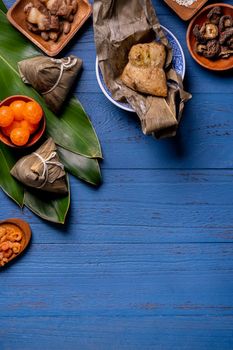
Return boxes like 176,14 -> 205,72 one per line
33,151 -> 64,188
42,57 -> 78,95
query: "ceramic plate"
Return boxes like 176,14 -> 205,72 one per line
96,26 -> 186,112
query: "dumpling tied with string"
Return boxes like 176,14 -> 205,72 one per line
18,55 -> 82,114
11,138 -> 68,194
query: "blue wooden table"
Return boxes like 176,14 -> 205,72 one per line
1,0 -> 233,349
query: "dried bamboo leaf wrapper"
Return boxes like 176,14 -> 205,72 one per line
18,55 -> 82,114
93,0 -> 191,138
11,138 -> 68,194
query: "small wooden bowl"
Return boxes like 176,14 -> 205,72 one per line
0,95 -> 46,148
7,0 -> 92,57
0,218 -> 31,267
187,3 -> 233,71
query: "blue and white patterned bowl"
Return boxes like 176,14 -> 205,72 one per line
95,26 -> 186,113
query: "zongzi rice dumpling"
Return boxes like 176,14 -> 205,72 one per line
18,55 -> 82,114
121,42 -> 168,97
11,138 -> 68,194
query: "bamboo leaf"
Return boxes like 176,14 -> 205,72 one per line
0,144 -> 24,207
58,147 -> 102,186
0,3 -> 101,223
0,56 -> 102,186
0,0 -> 7,13
45,97 -> 102,159
24,177 -> 70,224
0,142 -> 70,223
0,9 -> 102,159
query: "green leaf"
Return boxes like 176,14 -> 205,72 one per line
24,177 -> 70,224
47,98 -> 102,159
0,9 -> 102,159
0,4 -> 102,224
58,147 -> 102,186
0,142 -> 70,223
0,144 -> 24,207
0,0 -> 7,13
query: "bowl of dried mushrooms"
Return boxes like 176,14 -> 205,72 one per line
187,3 -> 233,71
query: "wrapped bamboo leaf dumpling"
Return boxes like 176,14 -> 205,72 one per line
18,55 -> 82,114
11,138 -> 68,194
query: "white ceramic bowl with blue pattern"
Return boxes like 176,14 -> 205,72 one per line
96,26 -> 185,113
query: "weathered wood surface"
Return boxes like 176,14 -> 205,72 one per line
1,0 -> 233,349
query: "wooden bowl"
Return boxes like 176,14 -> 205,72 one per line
7,0 -> 92,57
0,95 -> 46,148
0,218 -> 31,267
187,3 -> 233,71
164,0 -> 208,21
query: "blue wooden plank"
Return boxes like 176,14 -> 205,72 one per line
0,316 -> 233,350
1,170 -> 233,243
1,243 -> 233,348
77,93 -> 233,169
1,0 -> 233,349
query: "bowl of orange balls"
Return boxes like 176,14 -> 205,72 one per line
0,95 -> 46,148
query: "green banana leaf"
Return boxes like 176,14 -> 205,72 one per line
58,147 -> 101,186
0,1 -> 102,223
0,144 -> 24,207
0,142 -> 70,224
0,55 -> 101,185
0,0 -> 6,12
24,177 -> 70,224
0,10 -> 102,159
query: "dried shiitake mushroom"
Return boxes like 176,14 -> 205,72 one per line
195,43 -> 207,55
227,37 -> 233,49
193,6 -> 233,61
219,28 -> 233,45
203,23 -> 219,40
219,15 -> 233,32
203,40 -> 220,58
219,46 -> 233,59
193,24 -> 207,44
207,6 -> 222,25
